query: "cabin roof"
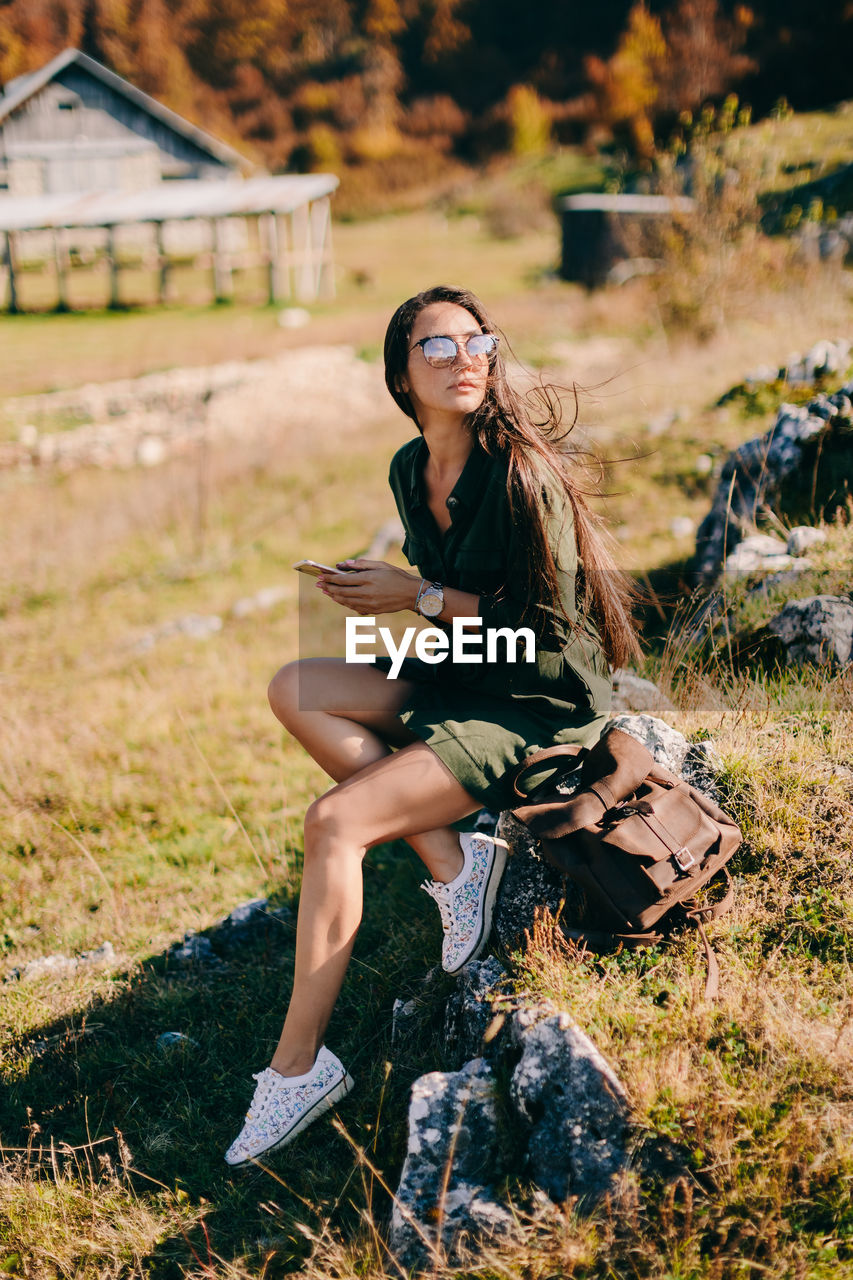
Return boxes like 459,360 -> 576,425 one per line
0,174 -> 339,232
0,48 -> 252,173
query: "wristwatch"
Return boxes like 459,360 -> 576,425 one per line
415,580 -> 444,618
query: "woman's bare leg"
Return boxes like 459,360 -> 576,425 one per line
269,658 -> 468,882
268,739 -> 480,1077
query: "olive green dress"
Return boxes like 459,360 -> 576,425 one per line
378,436 -> 612,811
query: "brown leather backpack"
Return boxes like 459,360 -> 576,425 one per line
510,726 -> 743,998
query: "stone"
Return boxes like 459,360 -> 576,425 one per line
5,940 -> 116,983
494,812 -> 585,950
767,595 -> 853,669
610,669 -> 675,714
391,998 -> 420,1051
670,516 -> 695,539
693,391 -> 843,583
509,1005 -> 630,1203
786,525 -> 827,556
156,1031 -> 200,1050
135,436 -> 167,467
607,713 -> 690,775
276,307 -> 311,328
723,547 -> 800,579
443,957 -> 508,1063
206,897 -> 292,954
168,932 -> 221,968
134,613 -> 223,653
783,339 -> 851,383
230,585 -> 294,618
389,1058 -> 515,1268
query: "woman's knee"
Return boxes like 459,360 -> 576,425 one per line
268,661 -> 303,726
303,792 -> 366,856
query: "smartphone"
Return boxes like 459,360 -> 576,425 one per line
293,559 -> 353,577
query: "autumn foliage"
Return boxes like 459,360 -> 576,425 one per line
0,0 -> 849,178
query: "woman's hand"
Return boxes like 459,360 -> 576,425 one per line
317,559 -> 420,616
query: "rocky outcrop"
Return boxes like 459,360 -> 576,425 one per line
389,1057 -> 515,1267
767,595 -> 853,669
390,996 -> 631,1269
694,384 -> 852,583
509,1006 -> 630,1203
0,347 -> 387,474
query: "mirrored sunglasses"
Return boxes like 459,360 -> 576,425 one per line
410,333 -> 500,368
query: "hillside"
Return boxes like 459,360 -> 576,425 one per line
0,167 -> 851,1274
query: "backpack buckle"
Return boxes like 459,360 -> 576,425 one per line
673,845 -> 696,872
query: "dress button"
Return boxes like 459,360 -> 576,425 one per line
447,496 -> 459,507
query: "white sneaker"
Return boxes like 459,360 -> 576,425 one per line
421,831 -> 509,976
224,1046 -> 354,1166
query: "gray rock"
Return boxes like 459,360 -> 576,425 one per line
134,613 -> 223,654
494,807 -> 587,950
693,393 -> 840,583
6,940 -> 116,983
168,932 -> 221,967
786,526 -> 827,557
391,998 -> 419,1051
390,1058 -> 515,1267
230,586 -> 293,618
767,595 -> 853,668
607,713 -> 691,775
207,897 -> 292,954
509,1006 -> 630,1202
680,739 -> 726,804
156,1031 -> 200,1050
443,958 -> 508,1062
610,669 -> 675,715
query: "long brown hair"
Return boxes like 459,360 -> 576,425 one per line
384,285 -> 641,670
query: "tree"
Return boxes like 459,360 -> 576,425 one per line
584,3 -> 668,159
659,0 -> 756,115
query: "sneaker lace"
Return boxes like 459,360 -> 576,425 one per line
246,1069 -> 278,1118
421,879 -> 453,935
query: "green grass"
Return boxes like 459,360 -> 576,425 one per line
0,184 -> 852,1276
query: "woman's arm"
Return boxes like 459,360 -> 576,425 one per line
318,560 -> 482,622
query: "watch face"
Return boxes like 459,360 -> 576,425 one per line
419,589 -> 443,617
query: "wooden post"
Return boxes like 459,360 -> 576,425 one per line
292,203 -> 314,301
277,213 -> 292,300
261,211 -> 279,305
310,196 -> 334,300
53,227 -> 69,312
155,222 -> 169,305
211,217 -> 232,303
3,230 -> 19,314
106,225 -> 121,310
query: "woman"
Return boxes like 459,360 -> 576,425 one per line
224,285 -> 639,1166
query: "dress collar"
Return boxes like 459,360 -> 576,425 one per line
406,435 -> 494,512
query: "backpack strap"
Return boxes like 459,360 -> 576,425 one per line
561,868 -> 735,1001
512,743 -> 585,800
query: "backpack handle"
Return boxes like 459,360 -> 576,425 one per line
512,743 -> 586,800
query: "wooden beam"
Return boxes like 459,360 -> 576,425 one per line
53,227 -> 69,313
154,222 -> 169,305
310,196 -> 334,300
260,211 -> 277,305
3,230 -> 19,314
277,213 -> 292,301
292,203 -> 314,302
211,217 -> 232,303
106,225 -> 121,310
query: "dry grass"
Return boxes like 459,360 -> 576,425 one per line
0,196 -> 852,1277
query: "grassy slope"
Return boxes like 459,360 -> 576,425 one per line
1,151 -> 853,1276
